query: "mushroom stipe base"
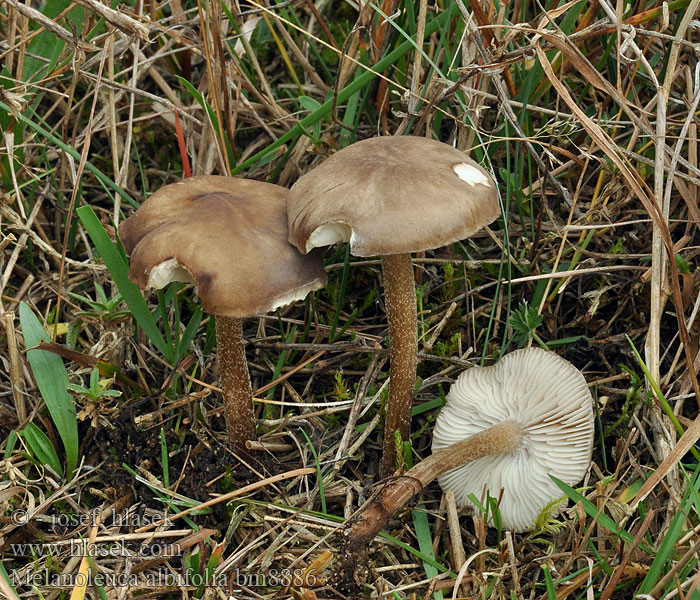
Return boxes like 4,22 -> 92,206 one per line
216,315 -> 256,453
335,420 -> 524,589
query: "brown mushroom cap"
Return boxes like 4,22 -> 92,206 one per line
287,136 -> 499,257
118,175 -> 327,317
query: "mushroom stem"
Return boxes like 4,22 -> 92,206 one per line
216,315 -> 257,452
343,420 -> 524,551
380,253 -> 418,477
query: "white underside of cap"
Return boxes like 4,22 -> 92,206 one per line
147,258 -> 194,289
431,347 -> 594,531
453,162 -> 491,187
305,221 -> 353,252
268,278 -> 325,312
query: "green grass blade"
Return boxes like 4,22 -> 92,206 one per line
542,564 -> 557,599
177,307 -> 203,360
0,560 -> 21,600
265,324 -> 296,402
4,430 -> 18,459
330,246 -> 350,342
339,87 -> 361,147
369,3 -> 450,81
626,335 -> 690,441
157,290 -> 173,354
411,398 -> 445,417
300,428 -> 327,514
76,205 -> 170,360
19,302 -> 78,477
87,555 -> 109,600
20,422 -> 63,476
412,508 -> 443,599
177,77 -> 235,168
637,505 -> 686,594
22,0 -> 77,82
638,465 -> 697,594
160,428 -> 170,489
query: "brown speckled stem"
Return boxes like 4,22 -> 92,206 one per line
380,253 -> 418,478
216,315 -> 257,453
343,421 -> 524,551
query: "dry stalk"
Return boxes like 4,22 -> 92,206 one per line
116,11 -> 143,187
407,0 -> 428,117
1,311 -> 25,424
268,11 -> 328,93
334,354 -> 385,468
134,467 -> 317,533
56,47 -> 108,331
3,0 -> 98,51
445,490 -> 466,571
74,0 -> 150,40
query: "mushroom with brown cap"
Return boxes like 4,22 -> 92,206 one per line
287,135 -> 499,475
118,175 -> 327,453
337,347 -> 593,575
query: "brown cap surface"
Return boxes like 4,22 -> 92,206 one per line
431,348 -> 594,531
287,136 -> 499,257
119,175 -> 327,317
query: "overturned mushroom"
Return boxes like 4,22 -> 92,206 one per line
119,175 -> 327,453
338,348 -> 593,581
287,136 -> 499,475
431,347 -> 594,530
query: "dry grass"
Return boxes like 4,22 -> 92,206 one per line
1,0 -> 700,598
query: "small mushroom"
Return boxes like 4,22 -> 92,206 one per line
339,348 -> 593,564
287,136 -> 499,475
431,347 -> 594,530
118,175 -> 327,453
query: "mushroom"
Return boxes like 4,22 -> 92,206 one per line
118,175 -> 327,453
287,136 -> 499,475
339,347 -> 593,562
431,347 -> 594,530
